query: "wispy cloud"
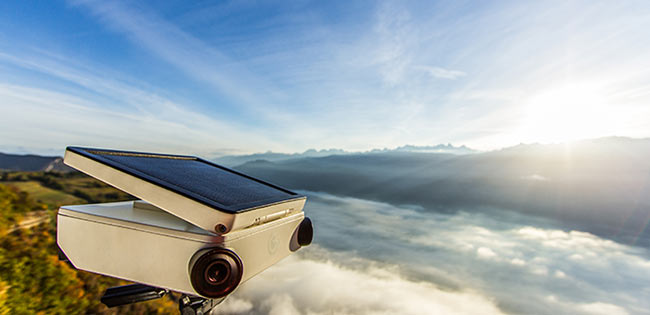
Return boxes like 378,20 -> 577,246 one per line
418,66 -> 466,80
67,0 -> 298,123
0,50 -> 277,156
371,2 -> 415,86
521,174 -> 549,181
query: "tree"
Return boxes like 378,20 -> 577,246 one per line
0,183 -> 177,314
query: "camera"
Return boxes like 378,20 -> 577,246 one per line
57,147 -> 313,306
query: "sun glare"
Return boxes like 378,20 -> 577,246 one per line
519,84 -> 612,143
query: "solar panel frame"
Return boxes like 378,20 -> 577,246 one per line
66,146 -> 304,214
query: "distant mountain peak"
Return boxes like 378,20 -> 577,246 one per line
302,148 -> 348,155
215,143 -> 478,166
397,143 -> 476,153
370,143 -> 477,154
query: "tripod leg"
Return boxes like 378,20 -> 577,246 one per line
179,294 -> 226,315
101,284 -> 167,308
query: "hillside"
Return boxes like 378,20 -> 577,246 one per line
0,172 -> 177,314
0,153 -> 72,172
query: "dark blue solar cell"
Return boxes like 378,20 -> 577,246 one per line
67,147 -> 299,213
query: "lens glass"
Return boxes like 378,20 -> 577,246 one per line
205,261 -> 230,285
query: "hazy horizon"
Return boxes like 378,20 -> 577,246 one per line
2,135 -> 650,159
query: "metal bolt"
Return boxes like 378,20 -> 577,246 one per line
215,224 -> 227,234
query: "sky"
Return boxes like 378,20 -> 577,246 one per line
1,0 -> 650,156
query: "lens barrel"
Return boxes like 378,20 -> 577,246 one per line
298,217 -> 313,246
190,248 -> 243,298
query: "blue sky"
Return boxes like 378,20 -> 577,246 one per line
1,0 -> 649,156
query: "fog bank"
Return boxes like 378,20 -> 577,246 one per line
215,192 -> 650,315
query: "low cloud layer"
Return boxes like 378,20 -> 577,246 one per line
216,252 -> 502,315
215,192 -> 650,315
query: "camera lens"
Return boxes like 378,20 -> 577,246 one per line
204,261 -> 230,285
190,248 -> 243,298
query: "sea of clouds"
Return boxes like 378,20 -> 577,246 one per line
214,192 -> 650,315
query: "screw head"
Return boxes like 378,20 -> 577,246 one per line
215,224 -> 228,234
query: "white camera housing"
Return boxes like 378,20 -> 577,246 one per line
57,147 -> 312,299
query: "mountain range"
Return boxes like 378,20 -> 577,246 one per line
231,137 -> 650,247
0,152 -> 71,172
214,143 -> 476,166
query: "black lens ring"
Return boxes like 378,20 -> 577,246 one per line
298,217 -> 313,246
190,248 -> 243,298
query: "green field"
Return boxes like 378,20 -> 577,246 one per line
0,181 -> 84,208
0,171 -> 135,208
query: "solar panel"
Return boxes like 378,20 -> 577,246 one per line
65,147 -> 303,214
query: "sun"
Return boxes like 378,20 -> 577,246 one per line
518,83 -> 613,143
